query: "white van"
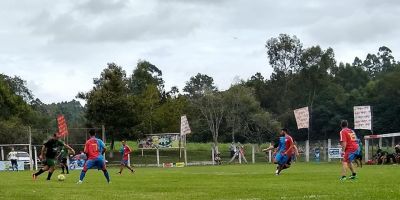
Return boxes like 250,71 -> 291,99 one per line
7,151 -> 32,165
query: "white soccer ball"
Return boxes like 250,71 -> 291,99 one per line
57,174 -> 66,181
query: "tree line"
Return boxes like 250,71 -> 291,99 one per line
1,34 -> 399,148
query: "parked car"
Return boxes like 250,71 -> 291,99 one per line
7,151 -> 32,165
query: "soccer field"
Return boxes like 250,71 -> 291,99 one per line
0,163 -> 398,200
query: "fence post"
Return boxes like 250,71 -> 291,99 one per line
239,151 -> 242,164
252,145 -> 255,164
268,142 -> 272,163
28,126 -> 33,171
305,140 -> 310,162
392,137 -> 395,147
184,147 -> 187,166
327,139 -> 331,162
1,147 -> 4,160
102,125 -> 106,143
365,139 -> 369,162
128,154 -> 131,167
34,146 -> 38,170
211,147 -> 215,165
379,138 -> 382,148
156,148 -> 160,167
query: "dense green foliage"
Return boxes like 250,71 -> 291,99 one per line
1,33 -> 399,145
1,164 -> 399,199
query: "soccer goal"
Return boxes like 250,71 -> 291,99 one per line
364,132 -> 400,162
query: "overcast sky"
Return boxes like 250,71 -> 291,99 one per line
1,0 -> 399,104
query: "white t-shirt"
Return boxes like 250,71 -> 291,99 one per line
9,152 -> 17,160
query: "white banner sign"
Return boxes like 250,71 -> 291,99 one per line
328,148 -> 343,159
180,115 -> 191,135
354,106 -> 372,130
294,107 -> 309,129
0,161 -> 25,171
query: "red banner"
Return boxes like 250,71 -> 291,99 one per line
57,115 -> 68,137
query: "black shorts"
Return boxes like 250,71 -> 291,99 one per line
355,154 -> 362,160
61,158 -> 67,164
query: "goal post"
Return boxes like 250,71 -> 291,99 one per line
364,132 -> 400,162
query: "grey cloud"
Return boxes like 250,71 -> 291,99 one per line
28,1 -> 203,43
76,0 -> 127,14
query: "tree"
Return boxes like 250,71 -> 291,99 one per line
183,73 -> 217,97
266,34 -> 303,75
224,85 -> 280,143
194,90 -> 225,153
77,63 -> 135,148
129,60 -> 164,95
137,84 -> 160,135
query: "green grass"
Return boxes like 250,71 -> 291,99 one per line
0,163 -> 399,200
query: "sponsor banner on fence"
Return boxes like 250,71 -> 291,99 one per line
294,107 -> 309,129
354,106 -> 372,130
328,148 -> 343,159
0,161 -> 25,171
138,134 -> 180,149
163,162 -> 185,168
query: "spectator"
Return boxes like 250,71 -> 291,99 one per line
9,148 -> 18,171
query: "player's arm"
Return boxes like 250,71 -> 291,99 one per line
340,141 -> 347,153
339,131 -> 346,152
64,144 -> 76,155
262,146 -> 275,152
126,145 -> 132,154
293,145 -> 300,156
100,140 -> 106,155
40,145 -> 46,160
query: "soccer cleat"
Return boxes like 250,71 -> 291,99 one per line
340,176 -> 347,181
76,180 -> 83,184
348,175 -> 357,180
131,169 -> 136,174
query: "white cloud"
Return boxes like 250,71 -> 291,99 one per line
0,0 -> 399,103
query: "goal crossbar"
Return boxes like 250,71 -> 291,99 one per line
364,132 -> 400,162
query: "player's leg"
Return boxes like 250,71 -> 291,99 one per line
117,162 -> 124,174
65,159 -> 69,174
347,150 -> 357,179
33,163 -> 50,180
60,160 -> 65,174
78,160 -> 93,183
99,159 -> 110,183
47,165 -> 55,180
126,163 -> 135,173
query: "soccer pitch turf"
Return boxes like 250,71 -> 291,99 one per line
0,163 -> 399,200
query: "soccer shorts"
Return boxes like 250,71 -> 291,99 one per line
121,159 -> 129,166
44,159 -> 56,167
343,149 -> 360,162
275,153 -> 289,165
83,158 -> 106,171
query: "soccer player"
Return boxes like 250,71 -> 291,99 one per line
274,128 -> 294,175
33,133 -> 75,180
58,146 -> 69,174
77,129 -> 110,184
117,139 -> 135,174
339,120 -> 360,180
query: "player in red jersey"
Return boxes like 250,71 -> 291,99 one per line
274,128 -> 294,175
77,129 -> 110,184
117,139 -> 135,174
339,120 -> 360,180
